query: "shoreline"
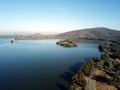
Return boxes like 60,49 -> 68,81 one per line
70,39 -> 120,90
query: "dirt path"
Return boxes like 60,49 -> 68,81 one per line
89,70 -> 96,90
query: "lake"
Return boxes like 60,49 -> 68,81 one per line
0,38 -> 101,90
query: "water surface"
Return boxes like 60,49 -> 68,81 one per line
0,38 -> 101,90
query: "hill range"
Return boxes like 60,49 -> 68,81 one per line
56,27 -> 120,39
0,27 -> 120,40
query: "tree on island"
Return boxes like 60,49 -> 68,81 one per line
56,40 -> 77,47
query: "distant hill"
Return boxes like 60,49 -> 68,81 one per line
57,27 -> 120,39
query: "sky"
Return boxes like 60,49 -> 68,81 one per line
0,0 -> 120,34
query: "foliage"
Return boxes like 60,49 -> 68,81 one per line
72,70 -> 86,90
111,75 -> 120,88
81,59 -> 94,76
56,40 -> 77,47
71,39 -> 120,89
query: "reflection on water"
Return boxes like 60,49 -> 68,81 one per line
0,38 -> 101,90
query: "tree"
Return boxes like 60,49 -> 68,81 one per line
72,70 -> 86,89
81,59 -> 94,76
112,75 -> 120,87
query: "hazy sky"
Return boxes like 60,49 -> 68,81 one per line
0,0 -> 120,33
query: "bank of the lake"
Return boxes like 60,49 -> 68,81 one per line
71,40 -> 120,90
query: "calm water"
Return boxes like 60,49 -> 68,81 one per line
0,38 -> 101,90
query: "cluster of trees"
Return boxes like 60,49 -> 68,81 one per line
71,59 -> 95,90
99,43 -> 120,59
71,70 -> 86,90
109,44 -> 120,59
79,37 -> 120,45
111,75 -> 120,88
79,37 -> 111,42
81,59 -> 94,76
97,43 -> 120,89
56,40 -> 77,47
71,40 -> 120,90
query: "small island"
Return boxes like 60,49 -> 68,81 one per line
10,39 -> 16,43
56,40 -> 77,47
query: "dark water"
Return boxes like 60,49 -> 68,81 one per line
0,38 -> 101,90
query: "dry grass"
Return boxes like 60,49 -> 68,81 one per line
95,70 -> 118,90
85,76 -> 89,90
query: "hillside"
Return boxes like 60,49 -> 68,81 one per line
57,27 -> 120,39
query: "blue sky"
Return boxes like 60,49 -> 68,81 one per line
0,0 -> 120,33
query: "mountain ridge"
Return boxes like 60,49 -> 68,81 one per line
57,27 -> 120,39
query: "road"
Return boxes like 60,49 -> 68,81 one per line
89,70 -> 96,90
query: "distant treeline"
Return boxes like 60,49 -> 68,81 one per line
78,37 -> 120,45
0,35 -> 56,40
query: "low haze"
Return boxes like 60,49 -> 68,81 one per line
0,0 -> 120,34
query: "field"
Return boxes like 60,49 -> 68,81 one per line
95,70 -> 117,90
